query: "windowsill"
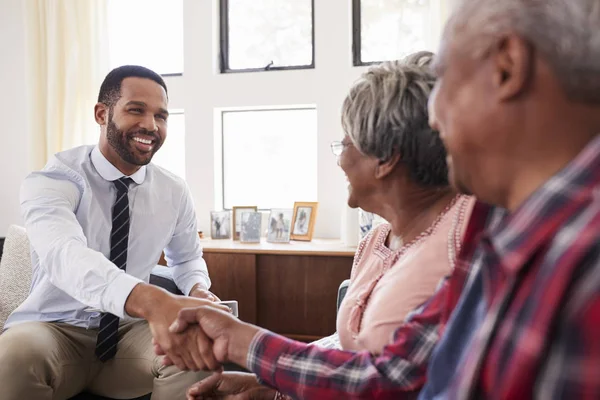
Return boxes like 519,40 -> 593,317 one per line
199,237 -> 356,257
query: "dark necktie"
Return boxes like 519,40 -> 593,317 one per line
95,177 -> 132,362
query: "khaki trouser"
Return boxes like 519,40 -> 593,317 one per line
0,320 -> 211,400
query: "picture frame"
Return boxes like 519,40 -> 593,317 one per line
240,211 -> 262,243
267,208 -> 293,243
232,206 -> 257,240
290,202 -> 318,241
359,209 -> 387,239
210,211 -> 231,239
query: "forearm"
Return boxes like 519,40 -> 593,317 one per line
226,322 -> 263,368
248,329 -> 430,400
34,233 -> 143,316
125,282 -> 173,319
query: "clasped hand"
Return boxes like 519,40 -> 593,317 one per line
152,303 -> 242,371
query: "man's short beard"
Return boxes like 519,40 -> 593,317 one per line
106,108 -> 157,166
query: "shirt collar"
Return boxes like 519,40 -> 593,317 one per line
486,134 -> 600,274
91,146 -> 146,185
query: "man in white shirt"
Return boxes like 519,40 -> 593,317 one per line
0,65 -> 226,399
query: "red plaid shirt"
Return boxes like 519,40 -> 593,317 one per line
451,136 -> 600,399
245,202 -> 493,399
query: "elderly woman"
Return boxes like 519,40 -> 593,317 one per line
181,51 -> 474,399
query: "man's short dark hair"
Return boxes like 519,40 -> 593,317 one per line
97,65 -> 168,107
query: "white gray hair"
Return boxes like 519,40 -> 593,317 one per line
449,0 -> 600,103
341,51 -> 449,187
342,51 -> 448,187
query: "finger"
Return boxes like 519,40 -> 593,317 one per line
154,341 -> 166,356
168,352 -> 187,371
176,333 -> 202,371
188,372 -> 223,395
195,326 -> 221,371
211,293 -> 221,302
170,307 -> 205,333
161,355 -> 174,366
184,328 -> 209,371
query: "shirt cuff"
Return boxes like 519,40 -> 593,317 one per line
185,279 -> 209,296
101,272 -> 144,318
247,330 -> 291,387
172,258 -> 211,296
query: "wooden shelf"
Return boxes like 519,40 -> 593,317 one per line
199,238 -> 356,257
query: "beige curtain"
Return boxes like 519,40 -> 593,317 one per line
25,0 -> 109,170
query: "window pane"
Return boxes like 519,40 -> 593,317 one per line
224,0 -> 313,71
359,0 -> 431,64
107,0 -> 183,75
152,112 -> 185,179
222,108 -> 317,209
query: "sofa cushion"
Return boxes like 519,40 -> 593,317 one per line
149,265 -> 182,295
0,225 -> 32,331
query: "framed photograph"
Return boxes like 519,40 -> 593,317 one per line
291,202 -> 318,241
240,211 -> 262,243
359,209 -> 387,239
232,206 -> 257,240
267,208 -> 293,243
210,211 -> 231,239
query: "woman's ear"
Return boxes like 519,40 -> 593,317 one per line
375,152 -> 401,179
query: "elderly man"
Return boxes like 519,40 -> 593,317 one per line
160,0 -> 600,399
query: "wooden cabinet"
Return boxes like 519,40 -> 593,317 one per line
160,239 -> 355,341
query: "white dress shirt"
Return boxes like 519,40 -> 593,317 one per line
5,145 -> 210,329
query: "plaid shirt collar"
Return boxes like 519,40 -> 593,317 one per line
481,134 -> 600,275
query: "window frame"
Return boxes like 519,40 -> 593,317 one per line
218,0 -> 316,73
220,106 -> 317,210
352,0 -> 379,66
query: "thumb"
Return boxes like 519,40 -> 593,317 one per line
187,371 -> 224,395
170,306 -> 208,333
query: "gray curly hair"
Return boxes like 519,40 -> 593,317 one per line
341,51 -> 448,187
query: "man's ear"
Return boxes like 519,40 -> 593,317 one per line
375,152 -> 401,180
492,34 -> 534,101
94,103 -> 109,126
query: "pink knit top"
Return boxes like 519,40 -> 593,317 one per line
337,196 -> 474,354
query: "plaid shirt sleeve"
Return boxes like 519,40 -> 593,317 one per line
246,276 -> 453,400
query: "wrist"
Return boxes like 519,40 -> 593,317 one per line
227,322 -> 262,367
188,282 -> 207,296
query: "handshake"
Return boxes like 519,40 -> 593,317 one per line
135,285 -> 268,399
150,298 -> 260,373
153,302 -> 277,400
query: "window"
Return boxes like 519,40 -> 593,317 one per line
219,0 -> 315,72
222,108 -> 317,209
107,0 -> 184,75
353,0 -> 432,65
152,111 -> 186,179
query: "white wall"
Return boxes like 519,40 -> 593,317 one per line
0,0 -> 29,235
0,0 -> 450,239
176,0 -> 368,238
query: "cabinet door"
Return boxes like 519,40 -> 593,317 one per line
204,253 -> 257,324
257,254 -> 352,340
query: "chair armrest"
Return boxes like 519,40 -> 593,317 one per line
337,279 -> 351,313
149,265 -> 183,295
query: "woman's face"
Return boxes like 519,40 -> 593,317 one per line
338,135 -> 378,209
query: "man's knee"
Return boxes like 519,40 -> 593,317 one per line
0,323 -> 55,371
0,323 -> 63,398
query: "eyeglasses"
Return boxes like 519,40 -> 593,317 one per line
330,141 -> 350,156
